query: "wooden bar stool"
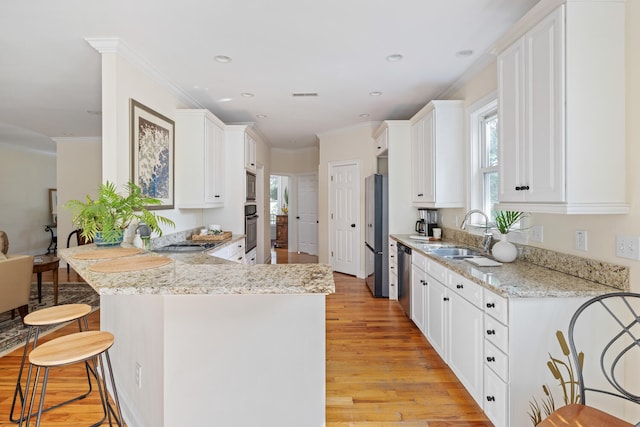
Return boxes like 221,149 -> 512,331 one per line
21,331 -> 124,427
10,304 -> 93,423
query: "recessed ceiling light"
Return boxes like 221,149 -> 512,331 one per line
218,97 -> 233,103
386,53 -> 403,62
241,92 -> 255,98
256,114 -> 267,118
456,49 -> 474,58
369,91 -> 382,97
360,113 -> 370,118
214,55 -> 232,63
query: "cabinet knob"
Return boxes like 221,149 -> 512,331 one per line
515,186 -> 521,191
486,302 -> 495,308
443,297 -> 449,302
351,224 -> 356,228
486,329 -> 496,335
456,284 -> 463,289
486,396 -> 496,402
377,146 -> 381,149
522,185 -> 530,190
486,356 -> 496,362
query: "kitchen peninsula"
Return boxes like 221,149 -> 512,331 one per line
60,243 -> 335,427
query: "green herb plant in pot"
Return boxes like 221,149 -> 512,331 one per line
492,210 -> 525,262
65,181 -> 176,246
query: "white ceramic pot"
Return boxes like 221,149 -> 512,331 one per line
492,233 -> 517,262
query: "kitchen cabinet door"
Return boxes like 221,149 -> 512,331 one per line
410,262 -> 427,335
374,125 -> 388,157
426,276 -> 447,360
498,8 -> 564,204
176,109 -> 226,208
410,101 -> 464,208
244,133 -> 257,172
448,290 -> 484,406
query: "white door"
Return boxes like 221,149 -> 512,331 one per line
329,162 -> 359,276
297,173 -> 318,255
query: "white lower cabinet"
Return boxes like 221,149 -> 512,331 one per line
411,253 -> 484,406
406,247 -> 597,427
209,238 -> 245,263
246,248 -> 257,265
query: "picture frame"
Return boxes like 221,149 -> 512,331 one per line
130,99 -> 175,210
48,188 -> 57,224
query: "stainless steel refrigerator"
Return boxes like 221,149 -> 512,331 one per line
365,174 -> 389,297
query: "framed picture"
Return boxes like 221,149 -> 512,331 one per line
130,99 -> 174,209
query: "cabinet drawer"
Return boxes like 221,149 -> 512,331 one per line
427,259 -> 447,283
484,315 -> 508,354
484,368 -> 508,427
484,289 -> 508,324
448,272 -> 483,309
484,340 -> 508,382
412,251 -> 428,272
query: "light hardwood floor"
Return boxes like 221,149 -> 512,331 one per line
0,251 -> 491,426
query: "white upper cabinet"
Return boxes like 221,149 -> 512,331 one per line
373,125 -> 389,157
410,100 -> 464,208
496,0 -> 627,214
244,133 -> 257,172
175,109 -> 226,208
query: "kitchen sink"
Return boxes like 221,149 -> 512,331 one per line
429,247 -> 483,259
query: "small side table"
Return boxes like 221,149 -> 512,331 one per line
32,255 -> 60,305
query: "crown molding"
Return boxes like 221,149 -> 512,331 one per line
85,37 -> 203,109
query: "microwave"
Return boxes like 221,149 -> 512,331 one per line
246,171 -> 256,201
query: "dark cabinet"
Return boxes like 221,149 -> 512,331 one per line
275,215 -> 288,248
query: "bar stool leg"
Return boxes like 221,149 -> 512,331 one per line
103,350 -> 124,426
12,315 -> 96,424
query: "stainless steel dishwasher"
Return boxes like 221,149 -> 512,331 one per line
397,242 -> 412,317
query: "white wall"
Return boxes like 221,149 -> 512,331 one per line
318,123 -> 377,267
55,137 -> 102,261
0,143 -> 56,254
271,146 -> 319,174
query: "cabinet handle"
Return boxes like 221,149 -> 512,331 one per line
456,284 -> 463,289
486,302 -> 495,308
486,396 -> 496,402
417,193 -> 424,197
486,329 -> 495,335
486,356 -> 496,362
215,195 -> 221,198
515,185 -> 530,191
377,146 -> 381,149
443,297 -> 449,301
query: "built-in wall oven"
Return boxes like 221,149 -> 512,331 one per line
244,204 -> 258,253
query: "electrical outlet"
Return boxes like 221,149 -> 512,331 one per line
135,362 -> 142,388
616,235 -> 640,260
530,225 -> 543,242
575,230 -> 587,251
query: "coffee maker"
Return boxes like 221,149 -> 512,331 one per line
416,208 -> 438,237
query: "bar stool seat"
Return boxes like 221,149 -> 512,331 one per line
10,304 -> 93,424
23,331 -> 124,426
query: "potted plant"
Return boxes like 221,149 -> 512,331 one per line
492,210 -> 525,262
65,181 -> 175,246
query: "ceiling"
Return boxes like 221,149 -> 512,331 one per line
0,0 -> 540,152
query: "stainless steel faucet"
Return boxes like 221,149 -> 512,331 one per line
460,209 -> 493,253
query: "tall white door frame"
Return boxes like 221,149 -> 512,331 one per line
297,172 -> 318,255
328,160 -> 360,276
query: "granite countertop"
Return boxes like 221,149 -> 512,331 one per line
60,244 -> 335,296
392,234 -> 624,299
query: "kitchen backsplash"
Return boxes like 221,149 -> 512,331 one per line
443,227 -> 629,291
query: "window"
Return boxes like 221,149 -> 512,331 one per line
469,94 -> 499,224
